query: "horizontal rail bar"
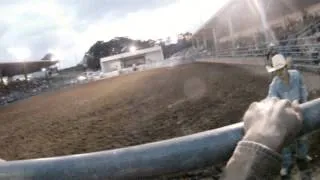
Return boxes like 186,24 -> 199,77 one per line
216,44 -> 320,53
215,38 -> 320,52
293,59 -> 319,62
0,98 -> 319,180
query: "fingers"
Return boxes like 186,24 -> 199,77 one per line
292,100 -> 303,122
245,98 -> 278,121
292,100 -> 300,112
244,101 -> 259,120
278,99 -> 302,120
269,97 -> 280,103
277,99 -> 291,109
254,98 -> 279,115
261,97 -> 279,104
243,98 -> 304,151
276,99 -> 302,122
243,98 -> 277,131
247,102 -> 258,111
243,102 -> 259,131
260,97 -> 279,109
244,98 -> 295,130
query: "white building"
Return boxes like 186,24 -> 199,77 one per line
100,46 -> 164,73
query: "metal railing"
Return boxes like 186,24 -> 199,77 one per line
0,98 -> 319,179
297,21 -> 320,37
211,36 -> 320,64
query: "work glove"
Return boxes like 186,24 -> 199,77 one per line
242,98 -> 302,153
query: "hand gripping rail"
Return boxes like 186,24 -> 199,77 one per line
0,98 -> 319,180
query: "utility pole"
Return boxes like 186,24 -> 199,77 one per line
0,70 -> 3,85
23,61 -> 28,82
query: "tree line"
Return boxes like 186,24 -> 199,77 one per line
82,32 -> 192,70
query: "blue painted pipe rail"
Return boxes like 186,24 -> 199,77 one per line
0,98 -> 319,180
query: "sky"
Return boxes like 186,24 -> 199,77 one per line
0,0 -> 228,68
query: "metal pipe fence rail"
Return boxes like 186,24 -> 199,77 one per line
213,35 -> 320,58
0,98 -> 319,180
215,35 -> 320,53
214,41 -> 320,63
297,21 -> 320,37
216,44 -> 320,54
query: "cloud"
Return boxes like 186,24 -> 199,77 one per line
0,0 -> 228,68
58,0 -> 174,22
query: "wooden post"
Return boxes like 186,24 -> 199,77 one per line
0,70 -> 3,85
23,62 -> 28,81
212,28 -> 218,57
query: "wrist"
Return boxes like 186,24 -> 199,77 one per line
243,130 -> 284,153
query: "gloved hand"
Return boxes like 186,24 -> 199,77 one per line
242,98 -> 302,152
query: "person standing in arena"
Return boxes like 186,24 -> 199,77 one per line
266,54 -> 311,180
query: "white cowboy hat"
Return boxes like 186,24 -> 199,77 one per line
266,54 -> 287,73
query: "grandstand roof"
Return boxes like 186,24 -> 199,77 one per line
0,60 -> 58,77
193,0 -> 320,38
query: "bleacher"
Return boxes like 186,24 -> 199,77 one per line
208,12 -> 320,72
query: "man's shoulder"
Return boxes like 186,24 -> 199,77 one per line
289,69 -> 302,84
288,69 -> 302,79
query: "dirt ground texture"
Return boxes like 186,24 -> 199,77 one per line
0,62 -> 319,179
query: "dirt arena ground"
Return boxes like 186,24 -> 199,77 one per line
0,62 -> 319,179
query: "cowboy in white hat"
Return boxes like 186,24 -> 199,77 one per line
267,54 -> 311,180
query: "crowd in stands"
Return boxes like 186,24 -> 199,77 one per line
0,79 -> 50,105
0,68 -> 123,106
215,12 -> 320,62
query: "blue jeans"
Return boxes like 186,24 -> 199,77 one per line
282,136 -> 309,172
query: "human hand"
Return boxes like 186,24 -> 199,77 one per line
242,98 -> 302,152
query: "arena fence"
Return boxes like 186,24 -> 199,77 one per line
213,36 -> 320,65
297,21 -> 320,38
0,98 -> 319,179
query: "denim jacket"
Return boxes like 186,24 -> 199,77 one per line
267,70 -> 308,103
